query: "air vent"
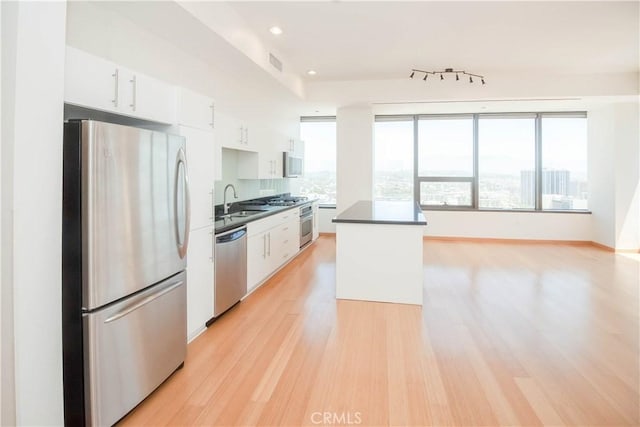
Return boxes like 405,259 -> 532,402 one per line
269,53 -> 283,72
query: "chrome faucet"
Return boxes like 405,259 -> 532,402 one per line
223,184 -> 238,215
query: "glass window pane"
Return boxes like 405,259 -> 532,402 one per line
374,120 -> 414,201
418,118 -> 473,177
420,182 -> 472,206
478,118 -> 536,209
541,117 -> 588,210
299,120 -> 336,205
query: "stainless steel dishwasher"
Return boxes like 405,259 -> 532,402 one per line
213,226 -> 247,318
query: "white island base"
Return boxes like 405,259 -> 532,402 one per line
333,201 -> 427,306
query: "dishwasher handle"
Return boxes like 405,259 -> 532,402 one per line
216,227 -> 247,244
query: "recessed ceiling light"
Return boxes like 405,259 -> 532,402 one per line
269,26 -> 283,35
307,70 -> 317,76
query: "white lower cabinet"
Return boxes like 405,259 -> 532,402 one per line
186,226 -> 215,341
247,210 -> 300,292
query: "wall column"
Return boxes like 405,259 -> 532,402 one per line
336,105 -> 374,213
2,1 -> 67,424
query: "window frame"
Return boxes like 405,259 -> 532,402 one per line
300,116 -> 337,208
374,111 -> 589,213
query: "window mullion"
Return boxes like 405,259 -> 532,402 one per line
473,114 -> 479,209
535,113 -> 542,210
413,115 -> 419,206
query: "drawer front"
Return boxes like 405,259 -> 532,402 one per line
83,273 -> 186,427
247,208 -> 297,237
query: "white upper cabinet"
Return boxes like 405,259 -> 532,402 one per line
65,46 -> 120,113
284,136 -> 305,159
177,88 -> 215,131
216,111 -> 257,152
64,46 -> 176,124
236,126 -> 282,179
125,70 -> 176,124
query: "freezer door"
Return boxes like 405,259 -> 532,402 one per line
81,121 -> 190,310
83,272 -> 187,427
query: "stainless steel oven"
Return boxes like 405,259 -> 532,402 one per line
299,203 -> 313,248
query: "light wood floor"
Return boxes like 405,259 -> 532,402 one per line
121,236 -> 639,426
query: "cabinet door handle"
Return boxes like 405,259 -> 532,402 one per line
209,189 -> 214,221
112,69 -> 119,107
129,75 -> 137,111
267,232 -> 271,256
209,230 -> 214,262
209,103 -> 215,128
263,234 -> 267,258
244,127 -> 249,145
239,127 -> 244,144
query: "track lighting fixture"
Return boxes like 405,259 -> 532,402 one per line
409,67 -> 486,85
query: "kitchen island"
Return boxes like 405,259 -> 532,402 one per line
332,200 -> 427,305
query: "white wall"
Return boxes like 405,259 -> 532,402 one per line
422,211 -> 591,241
336,106 -> 374,213
588,101 -> 640,250
588,106 -> 616,247
613,102 -> 640,250
0,0 -> 17,420
2,1 -> 67,424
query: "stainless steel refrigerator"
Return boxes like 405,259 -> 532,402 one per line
62,120 -> 190,426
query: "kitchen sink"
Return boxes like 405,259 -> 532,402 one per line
215,210 -> 263,221
230,210 -> 262,218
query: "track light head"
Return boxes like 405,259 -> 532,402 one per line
481,79 -> 485,85
469,76 -> 473,83
440,74 -> 444,80
410,71 -> 415,78
423,74 -> 427,81
456,74 -> 459,81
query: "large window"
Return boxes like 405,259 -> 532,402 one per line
541,116 -> 588,210
299,117 -> 336,205
374,118 -> 413,201
417,116 -> 474,207
478,116 -> 536,209
373,112 -> 588,211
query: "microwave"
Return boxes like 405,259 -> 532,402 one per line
283,152 -> 303,177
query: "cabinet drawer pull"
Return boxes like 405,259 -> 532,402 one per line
112,69 -> 119,107
129,75 -> 137,111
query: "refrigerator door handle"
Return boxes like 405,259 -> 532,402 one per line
103,281 -> 184,324
174,147 -> 191,258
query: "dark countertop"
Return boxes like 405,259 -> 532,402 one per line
332,200 -> 427,226
214,198 -> 318,234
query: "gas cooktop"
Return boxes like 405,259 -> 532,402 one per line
266,196 -> 308,207
238,195 -> 309,209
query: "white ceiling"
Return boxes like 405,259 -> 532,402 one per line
229,1 -> 639,82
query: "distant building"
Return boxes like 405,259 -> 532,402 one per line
520,169 -> 571,206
